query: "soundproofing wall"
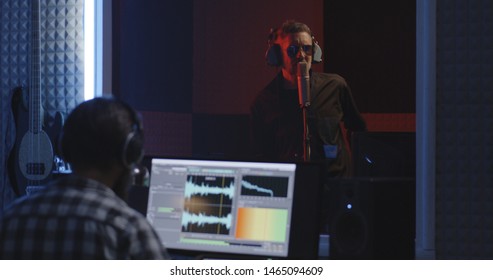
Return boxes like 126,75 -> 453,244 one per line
436,0 -> 493,259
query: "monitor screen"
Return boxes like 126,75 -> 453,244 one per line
146,158 -> 322,259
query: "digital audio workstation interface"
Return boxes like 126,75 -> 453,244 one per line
146,158 -> 297,258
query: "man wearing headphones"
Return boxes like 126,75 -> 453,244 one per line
0,98 -> 169,259
250,20 -> 367,177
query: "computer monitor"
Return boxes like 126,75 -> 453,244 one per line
145,157 -> 322,259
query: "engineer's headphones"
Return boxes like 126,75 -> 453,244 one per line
265,27 -> 323,67
119,101 -> 144,169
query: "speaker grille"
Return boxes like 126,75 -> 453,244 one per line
328,178 -> 415,259
331,211 -> 368,255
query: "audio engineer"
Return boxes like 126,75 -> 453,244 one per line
0,98 -> 169,259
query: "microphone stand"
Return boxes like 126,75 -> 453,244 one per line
301,100 -> 311,162
297,60 -> 311,162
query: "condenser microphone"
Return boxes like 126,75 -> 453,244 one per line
297,60 -> 310,108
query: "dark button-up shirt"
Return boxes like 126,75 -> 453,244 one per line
251,72 -> 366,177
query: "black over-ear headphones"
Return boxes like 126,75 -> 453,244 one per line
265,27 -> 323,67
119,100 -> 144,169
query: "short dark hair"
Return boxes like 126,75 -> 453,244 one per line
269,20 -> 313,42
280,20 -> 312,36
61,97 -> 143,172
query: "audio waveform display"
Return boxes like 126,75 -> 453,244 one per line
235,207 -> 288,242
184,175 -> 235,200
181,211 -> 233,235
241,181 -> 273,196
182,175 -> 235,235
240,175 -> 289,198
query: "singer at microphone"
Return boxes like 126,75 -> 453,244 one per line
251,20 -> 367,178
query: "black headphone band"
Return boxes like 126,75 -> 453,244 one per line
118,100 -> 144,168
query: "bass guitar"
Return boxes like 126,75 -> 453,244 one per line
8,0 -> 57,196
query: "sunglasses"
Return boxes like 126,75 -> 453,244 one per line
286,44 -> 313,58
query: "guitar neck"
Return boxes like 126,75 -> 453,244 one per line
30,0 -> 42,133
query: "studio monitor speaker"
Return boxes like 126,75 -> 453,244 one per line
351,132 -> 416,178
328,177 -> 415,259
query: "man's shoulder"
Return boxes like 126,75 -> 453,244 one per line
251,77 -> 280,110
1,179 -> 136,222
0,195 -> 32,219
312,72 -> 348,86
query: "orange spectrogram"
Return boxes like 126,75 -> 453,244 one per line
235,207 -> 288,242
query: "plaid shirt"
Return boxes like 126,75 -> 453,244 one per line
0,175 -> 169,259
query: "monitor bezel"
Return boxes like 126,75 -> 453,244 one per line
142,156 -> 323,260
